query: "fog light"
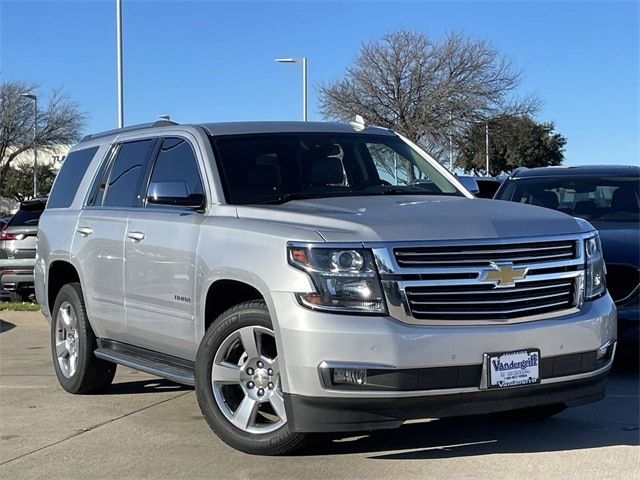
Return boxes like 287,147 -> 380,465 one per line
596,342 -> 611,360
333,368 -> 367,385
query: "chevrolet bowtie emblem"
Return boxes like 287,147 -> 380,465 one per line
480,262 -> 528,288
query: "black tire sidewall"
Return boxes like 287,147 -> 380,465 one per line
195,301 -> 305,455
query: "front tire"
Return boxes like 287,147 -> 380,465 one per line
195,300 -> 308,455
51,283 -> 116,394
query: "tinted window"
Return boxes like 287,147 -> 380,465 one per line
8,203 -> 45,227
498,176 -> 640,222
146,137 -> 204,205
211,134 -> 460,205
103,139 -> 155,208
47,147 -> 99,208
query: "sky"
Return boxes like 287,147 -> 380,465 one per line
1,0 -> 638,165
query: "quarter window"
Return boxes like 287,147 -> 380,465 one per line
47,146 -> 99,208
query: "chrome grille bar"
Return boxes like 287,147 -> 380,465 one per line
373,234 -> 588,326
394,239 -> 577,268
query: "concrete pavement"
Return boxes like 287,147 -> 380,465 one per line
1,311 -> 638,479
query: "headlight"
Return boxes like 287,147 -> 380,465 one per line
585,235 -> 606,300
288,245 -> 386,313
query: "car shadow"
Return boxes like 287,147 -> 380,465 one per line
0,319 -> 16,333
104,378 -> 193,395
300,371 -> 639,459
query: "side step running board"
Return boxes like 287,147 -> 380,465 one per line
95,339 -> 195,386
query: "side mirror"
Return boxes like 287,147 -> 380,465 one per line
147,181 -> 204,208
456,175 -> 480,196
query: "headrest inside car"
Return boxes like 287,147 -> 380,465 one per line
308,157 -> 344,185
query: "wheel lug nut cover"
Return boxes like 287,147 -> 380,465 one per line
247,381 -> 254,389
268,369 -> 273,375
268,382 -> 274,389
258,388 -> 264,396
257,361 -> 263,368
246,368 -> 254,375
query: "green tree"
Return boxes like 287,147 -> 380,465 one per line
318,30 -> 538,160
0,81 -> 84,189
0,163 -> 57,202
455,116 -> 566,176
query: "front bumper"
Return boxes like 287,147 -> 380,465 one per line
273,292 -> 616,431
285,372 -> 608,432
274,292 -> 616,397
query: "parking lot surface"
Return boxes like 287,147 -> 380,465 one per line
1,311 -> 638,479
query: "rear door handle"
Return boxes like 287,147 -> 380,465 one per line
77,227 -> 93,237
126,231 -> 145,242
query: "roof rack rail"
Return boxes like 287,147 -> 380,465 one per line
510,166 -> 528,178
80,119 -> 180,143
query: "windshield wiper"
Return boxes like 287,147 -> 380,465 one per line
256,193 -> 331,205
365,185 -> 437,195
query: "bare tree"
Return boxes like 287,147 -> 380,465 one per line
319,30 -> 538,161
0,81 -> 85,190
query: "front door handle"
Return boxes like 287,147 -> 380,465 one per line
126,231 -> 145,242
77,227 -> 93,237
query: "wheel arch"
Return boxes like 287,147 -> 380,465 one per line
47,260 -> 82,315
203,277 -> 272,333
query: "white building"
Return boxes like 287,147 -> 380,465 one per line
0,145 -> 70,214
12,144 -> 71,170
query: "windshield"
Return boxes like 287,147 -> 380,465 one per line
497,175 -> 640,222
210,133 -> 462,204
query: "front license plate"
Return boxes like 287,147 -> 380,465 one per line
487,349 -> 540,389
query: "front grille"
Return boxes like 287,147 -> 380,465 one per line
405,278 -> 575,321
394,239 -> 577,268
606,264 -> 640,303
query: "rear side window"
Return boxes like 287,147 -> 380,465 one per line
47,146 -> 99,208
8,203 -> 45,227
102,139 -> 156,208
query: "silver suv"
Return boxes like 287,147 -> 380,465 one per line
35,120 -> 616,455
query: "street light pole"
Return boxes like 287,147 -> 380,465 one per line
116,0 -> 124,128
20,93 -> 38,197
275,57 -> 308,121
301,57 -> 307,122
448,113 -> 453,171
485,122 -> 490,176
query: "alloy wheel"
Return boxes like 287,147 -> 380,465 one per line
211,326 -> 286,434
54,301 -> 80,378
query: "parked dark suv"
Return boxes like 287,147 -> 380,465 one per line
0,198 -> 46,301
495,165 -> 639,355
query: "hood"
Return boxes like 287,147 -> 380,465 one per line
236,195 -> 587,243
591,221 -> 640,268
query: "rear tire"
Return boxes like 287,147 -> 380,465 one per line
495,403 -> 567,421
51,283 -> 116,394
195,300 -> 309,455
8,291 -> 22,303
